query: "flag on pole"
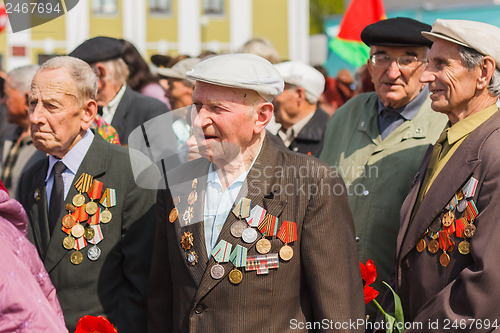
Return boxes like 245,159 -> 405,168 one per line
330,0 -> 386,67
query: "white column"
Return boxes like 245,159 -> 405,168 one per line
287,0 -> 309,63
230,0 -> 252,52
123,0 -> 146,54
6,24 -> 31,71
178,0 -> 200,56
65,0 -> 89,53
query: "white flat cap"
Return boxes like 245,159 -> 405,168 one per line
274,61 -> 325,103
186,53 -> 284,102
422,19 -> 500,69
157,58 -> 201,84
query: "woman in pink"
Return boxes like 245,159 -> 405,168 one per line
0,180 -> 67,332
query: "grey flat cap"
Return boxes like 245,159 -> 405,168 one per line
157,58 -> 201,84
186,53 -> 284,102
422,19 -> 500,69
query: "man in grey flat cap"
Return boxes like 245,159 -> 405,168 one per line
379,19 -> 500,331
148,53 -> 365,332
320,17 -> 447,323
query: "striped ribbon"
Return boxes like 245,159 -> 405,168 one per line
74,236 -> 87,250
246,205 -> 266,227
232,197 -> 252,219
89,225 -> 103,245
89,208 -> 101,226
211,240 -> 232,263
278,221 -> 297,244
72,205 -> 88,222
74,173 -> 93,193
87,180 -> 103,200
100,188 -> 117,208
257,214 -> 278,237
229,245 -> 248,268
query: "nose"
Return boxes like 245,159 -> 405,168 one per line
29,101 -> 44,125
192,105 -> 212,129
419,64 -> 434,84
386,60 -> 401,79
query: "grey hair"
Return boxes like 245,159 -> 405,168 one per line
7,64 -> 39,94
238,37 -> 281,64
91,58 -> 130,86
38,56 -> 98,104
458,45 -> 500,97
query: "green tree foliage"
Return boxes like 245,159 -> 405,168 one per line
310,0 -> 344,35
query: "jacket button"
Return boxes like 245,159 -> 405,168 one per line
355,236 -> 360,243
292,147 -> 299,152
363,190 -> 369,196
194,304 -> 205,314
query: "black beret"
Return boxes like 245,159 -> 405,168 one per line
69,36 -> 124,64
361,17 -> 433,48
150,54 -> 172,68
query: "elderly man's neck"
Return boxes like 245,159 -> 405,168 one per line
448,94 -> 498,125
280,103 -> 316,130
212,134 -> 264,190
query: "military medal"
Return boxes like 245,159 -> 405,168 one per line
246,205 -> 266,227
169,207 -> 178,223
429,218 -> 442,233
71,223 -> 85,238
440,252 -> 450,266
457,199 -> 467,213
187,251 -> 198,266
246,253 -> 279,275
232,198 -> 252,220
62,214 -> 76,229
463,177 -> 478,198
442,211 -> 454,227
34,188 -> 41,202
187,191 -> 198,205
428,239 -> 439,254
439,231 -> 452,267
416,238 -> 426,253
210,240 -> 232,279
464,224 -> 476,238
183,207 -> 193,225
99,188 -> 116,223
88,225 -> 103,246
181,231 -> 194,251
242,227 -> 258,243
87,245 -> 101,261
71,251 -> 84,265
86,180 -> 103,215
84,226 -> 95,240
73,173 -> 93,207
63,235 -> 76,250
256,214 -> 278,254
66,203 -> 77,212
230,220 -> 247,238
277,221 -> 297,261
256,238 -> 272,254
229,245 -> 248,285
458,240 -> 470,255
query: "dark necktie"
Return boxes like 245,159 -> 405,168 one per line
98,105 -> 103,116
48,161 -> 66,234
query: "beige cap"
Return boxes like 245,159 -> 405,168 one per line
157,58 -> 201,84
186,53 -> 284,102
422,19 -> 500,68
274,61 -> 325,103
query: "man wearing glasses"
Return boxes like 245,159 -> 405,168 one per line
320,17 -> 447,324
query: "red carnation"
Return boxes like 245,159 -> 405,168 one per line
74,315 -> 118,333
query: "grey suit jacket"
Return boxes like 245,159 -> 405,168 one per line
381,109 -> 500,332
148,136 -> 365,332
111,86 -> 169,145
19,134 -> 158,333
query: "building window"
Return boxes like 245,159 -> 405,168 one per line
92,0 -> 117,14
150,0 -> 171,14
203,0 -> 224,15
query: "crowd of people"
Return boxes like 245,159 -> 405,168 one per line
1,16 -> 500,333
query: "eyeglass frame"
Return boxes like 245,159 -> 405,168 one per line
369,54 -> 428,70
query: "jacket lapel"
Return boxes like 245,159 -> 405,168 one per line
44,135 -> 108,273
28,160 -> 50,259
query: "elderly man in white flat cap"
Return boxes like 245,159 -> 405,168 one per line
148,53 -> 365,333
273,61 -> 328,157
378,19 -> 500,332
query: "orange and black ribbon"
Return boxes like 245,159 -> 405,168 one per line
278,221 -> 297,244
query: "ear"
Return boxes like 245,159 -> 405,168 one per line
367,58 -> 373,79
24,92 -> 30,112
296,87 -> 306,103
477,56 -> 496,90
253,102 -> 274,134
81,99 -> 97,131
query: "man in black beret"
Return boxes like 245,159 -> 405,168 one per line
69,36 -> 169,145
320,17 -> 448,325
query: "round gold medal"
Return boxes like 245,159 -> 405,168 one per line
416,238 -> 426,253
228,268 -> 243,285
169,207 -> 178,223
440,252 -> 450,267
84,226 -> 95,240
464,224 -> 476,238
70,250 -> 84,265
85,201 -> 98,215
72,193 -> 85,207
279,244 -> 294,261
256,238 -> 271,254
442,211 -> 454,227
100,209 -> 112,223
458,240 -> 470,255
62,214 -> 76,229
71,223 -> 85,238
63,235 -> 76,250
428,239 -> 439,254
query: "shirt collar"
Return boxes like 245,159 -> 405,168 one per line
377,85 -> 429,121
106,84 -> 126,110
46,129 -> 94,181
447,103 -> 498,145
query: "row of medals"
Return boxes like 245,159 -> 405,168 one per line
416,189 -> 475,267
62,192 -> 112,265
171,180 -> 293,285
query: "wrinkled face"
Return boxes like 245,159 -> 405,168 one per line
167,78 -> 194,109
29,68 -> 89,158
2,77 -> 28,125
420,40 -> 479,115
273,83 -> 299,128
368,45 -> 428,108
191,82 -> 258,164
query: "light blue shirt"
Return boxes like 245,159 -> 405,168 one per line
203,145 -> 262,256
46,130 -> 94,209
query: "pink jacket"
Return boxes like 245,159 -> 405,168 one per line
0,185 -> 68,332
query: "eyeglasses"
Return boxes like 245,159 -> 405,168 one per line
370,54 -> 427,70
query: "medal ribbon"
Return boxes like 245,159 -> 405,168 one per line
245,253 -> 279,273
465,200 -> 478,222
438,231 -> 451,250
455,218 -> 466,238
72,205 -> 89,222
89,225 -> 103,245
463,177 -> 478,198
87,180 -> 103,200
247,205 -> 266,227
100,188 -> 117,208
89,208 -> 101,225
66,203 -> 76,212
74,236 -> 87,250
74,173 -> 93,193
257,214 -> 278,237
447,195 -> 458,211
232,198 -> 252,219
445,221 -> 456,235
229,245 -> 248,268
211,240 -> 232,263
278,221 -> 297,244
